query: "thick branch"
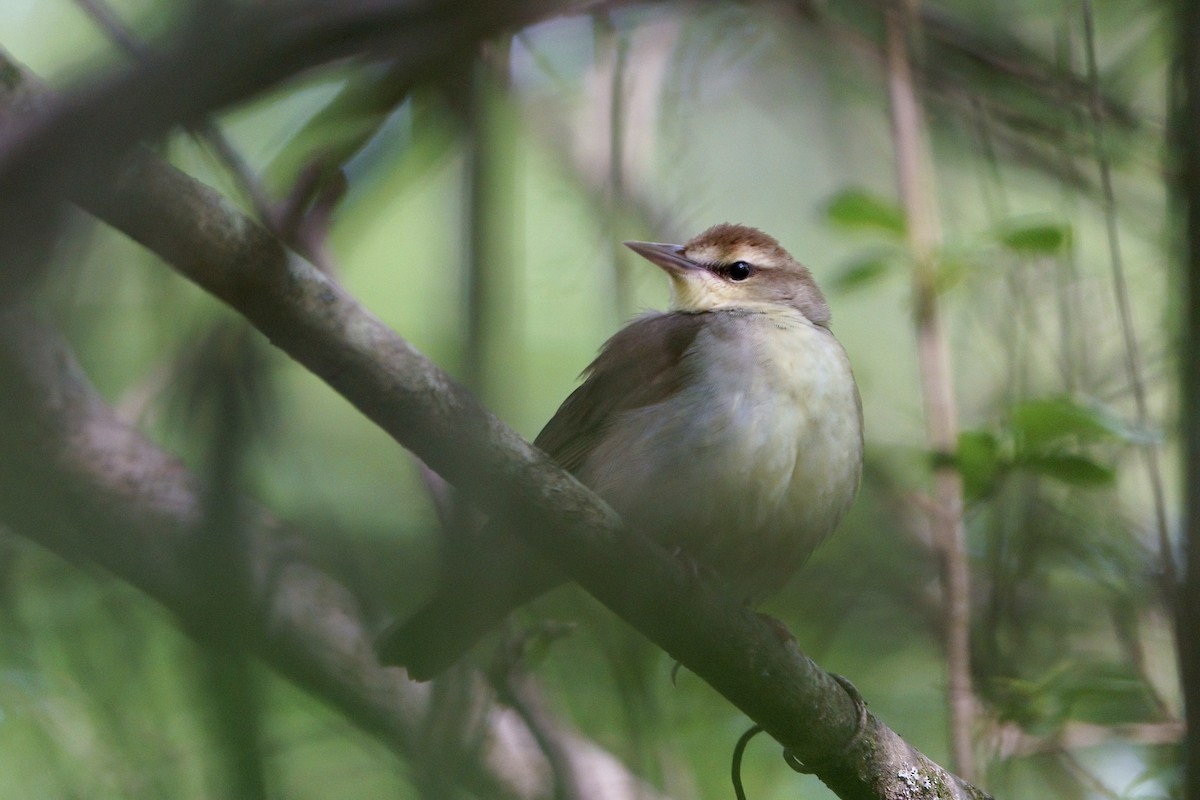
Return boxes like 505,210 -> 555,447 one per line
0,73 -> 991,800
0,0 -> 572,295
95,161 -> 988,800
0,1 -> 992,785
0,309 -> 665,800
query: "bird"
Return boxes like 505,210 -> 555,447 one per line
378,223 -> 863,680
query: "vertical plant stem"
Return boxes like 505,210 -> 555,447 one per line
190,330 -> 269,800
1172,0 -> 1200,795
463,41 -> 514,398
464,59 -> 492,394
595,12 -> 633,324
1052,24 -> 1090,395
1080,0 -> 1177,593
883,0 -> 975,781
608,19 -> 631,322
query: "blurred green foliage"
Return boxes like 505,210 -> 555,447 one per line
0,0 -> 1182,798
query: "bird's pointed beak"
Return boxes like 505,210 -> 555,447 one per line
623,241 -> 701,274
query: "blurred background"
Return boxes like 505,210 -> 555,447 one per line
0,0 -> 1181,798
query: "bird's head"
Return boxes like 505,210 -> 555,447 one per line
624,223 -> 830,326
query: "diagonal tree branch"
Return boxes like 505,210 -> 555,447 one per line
104,152 -> 991,800
0,49 -> 989,800
0,308 -> 667,800
0,0 -> 591,296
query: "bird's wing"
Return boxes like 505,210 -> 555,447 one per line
534,312 -> 707,474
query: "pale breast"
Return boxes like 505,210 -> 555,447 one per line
579,309 -> 863,602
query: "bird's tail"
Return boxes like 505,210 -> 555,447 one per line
376,532 -> 560,681
377,589 -> 513,681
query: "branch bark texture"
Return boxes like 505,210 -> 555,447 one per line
0,27 -> 991,800
0,0 -> 565,296
92,148 -> 989,800
0,309 -> 667,800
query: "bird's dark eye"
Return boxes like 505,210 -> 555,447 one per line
727,261 -> 752,281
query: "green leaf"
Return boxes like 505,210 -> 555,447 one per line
832,256 -> 893,292
987,669 -> 1078,732
1058,663 -> 1160,726
1009,396 -> 1136,449
997,218 -> 1072,255
932,254 -> 975,293
1019,454 -> 1115,486
825,189 -> 906,236
992,663 -> 1159,730
954,429 -> 1005,501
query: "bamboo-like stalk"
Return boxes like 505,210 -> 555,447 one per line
883,0 -> 975,781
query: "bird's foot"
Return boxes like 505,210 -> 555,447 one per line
730,674 -> 867,800
782,673 -> 868,774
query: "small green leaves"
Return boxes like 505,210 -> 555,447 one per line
954,430 -> 1002,502
1056,663 -> 1162,726
832,254 -> 894,293
931,252 -> 976,293
997,217 -> 1073,255
1017,454 -> 1115,486
991,662 -> 1160,730
949,396 -> 1135,498
824,189 -> 906,236
823,187 -> 905,294
1010,396 -> 1147,448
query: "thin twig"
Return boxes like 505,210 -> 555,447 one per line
594,11 -> 633,323
883,0 -> 976,781
1051,23 -> 1090,395
72,0 -> 148,56
990,719 -> 1184,759
1080,0 -> 1177,594
513,31 -> 679,258
71,0 -> 278,224
1056,747 -> 1123,800
85,0 -> 328,269
491,652 -> 583,800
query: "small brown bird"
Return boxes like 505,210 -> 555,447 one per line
379,223 -> 863,680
